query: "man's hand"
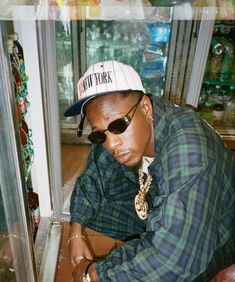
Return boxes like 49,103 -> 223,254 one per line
69,222 -> 94,267
69,235 -> 94,267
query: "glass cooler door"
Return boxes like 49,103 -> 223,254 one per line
0,22 -> 37,282
85,19 -> 172,97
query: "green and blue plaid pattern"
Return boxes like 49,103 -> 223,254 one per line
70,96 -> 235,281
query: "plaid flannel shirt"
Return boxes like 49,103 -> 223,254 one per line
70,96 -> 235,281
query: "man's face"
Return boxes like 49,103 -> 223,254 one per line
86,93 -> 155,167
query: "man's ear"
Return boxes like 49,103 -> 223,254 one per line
141,95 -> 153,119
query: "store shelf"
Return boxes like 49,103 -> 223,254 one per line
214,23 -> 235,29
213,120 -> 235,150
203,80 -> 235,87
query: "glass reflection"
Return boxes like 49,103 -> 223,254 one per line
0,187 -> 16,282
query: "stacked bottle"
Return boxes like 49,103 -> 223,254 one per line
223,86 -> 235,126
204,22 -> 235,83
86,21 -> 150,71
86,20 -> 170,97
218,37 -> 234,82
198,84 -> 235,126
200,21 -> 235,127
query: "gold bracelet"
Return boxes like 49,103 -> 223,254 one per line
67,233 -> 86,245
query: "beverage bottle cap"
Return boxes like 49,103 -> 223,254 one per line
8,33 -> 18,41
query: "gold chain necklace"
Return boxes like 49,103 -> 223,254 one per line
134,168 -> 153,220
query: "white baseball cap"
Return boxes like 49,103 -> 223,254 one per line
64,60 -> 145,117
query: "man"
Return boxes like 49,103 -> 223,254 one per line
64,60 -> 235,281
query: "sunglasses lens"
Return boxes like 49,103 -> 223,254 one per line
88,131 -> 106,144
88,117 -> 131,143
108,117 -> 130,134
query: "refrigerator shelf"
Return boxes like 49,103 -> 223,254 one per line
203,80 -> 235,87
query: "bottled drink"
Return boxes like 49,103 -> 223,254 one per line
213,84 -> 224,104
104,32 -> 113,60
198,104 -> 213,125
135,35 -> 145,72
118,32 -> 130,65
210,37 -> 223,55
87,27 -> 101,66
227,86 -> 235,102
213,103 -> 225,122
100,22 -> 108,35
223,99 -> 235,126
219,54 -> 233,82
27,187 -> 40,240
231,55 -> 235,82
223,86 -> 235,126
128,36 -> 139,70
198,86 -> 208,107
219,25 -> 231,35
8,33 -> 24,60
219,36 -> 234,55
113,31 -> 123,61
99,32 -> 113,61
204,53 -> 212,80
208,54 -> 223,80
218,37 -> 234,82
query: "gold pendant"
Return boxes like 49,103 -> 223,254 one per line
134,194 -> 149,220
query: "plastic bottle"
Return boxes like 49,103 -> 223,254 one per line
204,52 -> 212,80
87,27 -> 101,65
8,40 -> 22,122
222,85 -> 231,105
218,37 -> 234,82
222,86 -> 235,126
214,85 -> 224,104
223,99 -> 235,126
210,37 -> 223,55
99,32 -> 113,61
113,31 -> 123,61
118,32 -> 130,65
198,85 -> 216,125
219,25 -> 231,35
8,33 -> 24,60
198,86 -> 208,107
27,187 -> 40,240
231,55 -> 235,82
208,54 -> 223,80
128,36 -> 139,70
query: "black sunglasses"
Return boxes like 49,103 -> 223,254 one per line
87,95 -> 143,144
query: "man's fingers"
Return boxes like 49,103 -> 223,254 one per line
75,256 -> 85,264
70,257 -> 77,268
70,255 -> 85,267
85,251 -> 94,261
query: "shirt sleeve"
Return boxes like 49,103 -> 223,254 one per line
96,162 -> 227,281
70,145 -> 103,226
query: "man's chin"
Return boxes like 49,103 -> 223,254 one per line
122,159 -> 142,169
